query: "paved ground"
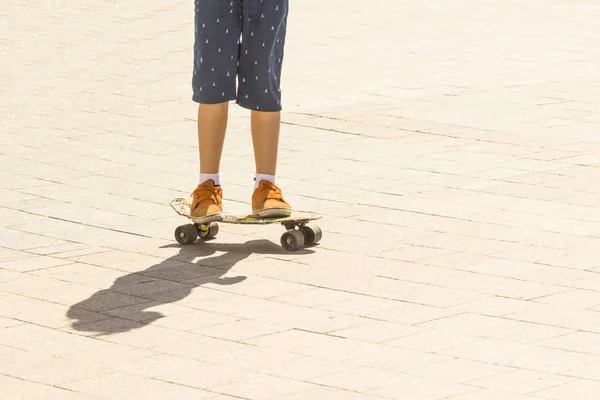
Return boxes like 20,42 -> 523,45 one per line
2,0 -> 600,398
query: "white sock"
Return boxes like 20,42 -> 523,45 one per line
254,174 -> 275,190
200,173 -> 220,186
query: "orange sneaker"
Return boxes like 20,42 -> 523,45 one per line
190,180 -> 223,223
252,180 -> 292,217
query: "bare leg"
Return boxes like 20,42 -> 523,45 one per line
251,110 -> 281,175
198,103 -> 229,174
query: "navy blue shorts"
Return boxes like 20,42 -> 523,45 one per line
192,0 -> 289,112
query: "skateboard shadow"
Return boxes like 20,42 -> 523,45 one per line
66,239 -> 314,336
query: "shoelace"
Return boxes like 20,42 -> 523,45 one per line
192,184 -> 221,205
258,182 -> 284,201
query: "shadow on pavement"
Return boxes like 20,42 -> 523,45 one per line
67,239 -> 314,335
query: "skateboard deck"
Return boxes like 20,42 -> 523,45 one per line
169,197 -> 323,251
170,197 -> 321,225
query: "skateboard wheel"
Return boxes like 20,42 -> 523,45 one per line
174,224 -> 198,245
199,222 -> 219,240
281,229 -> 304,251
301,223 -> 322,245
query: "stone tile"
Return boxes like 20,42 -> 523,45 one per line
60,371 -> 215,399
285,312 -> 371,334
111,354 -> 254,388
563,362 -> 600,381
0,316 -> 24,329
532,379 -> 600,400
481,280 -> 568,301
245,330 -> 383,361
2,353 -> 111,385
154,334 -> 252,360
74,318 -> 202,348
0,296 -> 107,329
0,269 -> 29,285
377,261 -> 564,301
28,243 -> 105,257
536,332 -> 600,355
350,345 -> 448,373
0,352 -> 59,376
270,287 -> 358,307
444,388 -> 547,400
439,257 -> 547,281
0,374 -> 99,400
187,294 -> 342,327
0,248 -> 33,262
0,275 -> 70,295
58,342 -> 157,367
194,318 -> 288,341
407,359 -> 512,384
69,250 -> 168,273
565,275 -> 600,292
368,374 -> 471,400
210,374 -> 316,399
507,304 -> 600,333
0,255 -> 71,272
201,347 -> 302,372
0,324 -> 76,350
310,366 -> 406,392
9,326 -> 102,356
20,282 -> 98,306
381,246 -> 452,262
417,313 -> 572,344
32,263 -> 129,289
320,296 -> 456,325
469,370 -> 575,394
258,354 -> 354,381
447,296 -> 541,317
331,321 -> 425,343
384,330 -> 487,354
210,277 -> 311,299
149,308 -> 238,331
346,276 -> 486,308
440,338 -> 600,373
523,265 -> 599,286
272,387 -> 383,400
0,228 -> 68,251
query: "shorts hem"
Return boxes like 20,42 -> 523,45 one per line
236,99 -> 283,112
192,93 -> 237,105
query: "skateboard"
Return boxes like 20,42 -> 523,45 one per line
169,197 -> 323,251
